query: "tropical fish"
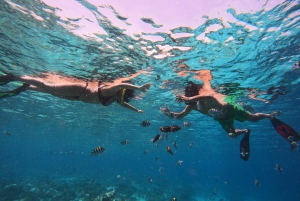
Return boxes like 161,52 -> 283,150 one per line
4,131 -> 10,136
159,167 -> 164,175
145,175 -> 153,183
160,126 -> 172,133
275,164 -> 283,174
166,146 -> 173,155
120,140 -> 130,145
143,150 -> 148,154
255,179 -> 260,188
171,125 -> 181,132
291,141 -> 298,150
90,146 -> 105,156
151,134 -> 164,144
176,160 -> 183,166
182,121 -> 192,128
173,141 -> 177,149
208,108 -> 223,117
140,120 -> 151,127
151,134 -> 160,143
170,198 -> 177,201
190,141 -> 194,147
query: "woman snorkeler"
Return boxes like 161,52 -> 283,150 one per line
0,71 -> 151,113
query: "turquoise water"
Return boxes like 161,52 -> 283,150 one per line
1,0 -> 300,200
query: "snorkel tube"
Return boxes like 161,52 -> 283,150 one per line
120,89 -> 126,103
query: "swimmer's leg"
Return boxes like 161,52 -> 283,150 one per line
0,83 -> 29,99
0,72 -> 14,86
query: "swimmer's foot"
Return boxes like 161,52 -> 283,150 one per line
228,129 -> 250,139
271,110 -> 282,118
0,73 -> 14,86
0,83 -> 29,99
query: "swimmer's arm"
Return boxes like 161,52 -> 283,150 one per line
102,83 -> 151,96
169,105 -> 194,119
176,94 -> 213,102
118,102 -> 144,113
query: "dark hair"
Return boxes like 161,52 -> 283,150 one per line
184,81 -> 203,105
185,81 -> 202,97
123,89 -> 135,102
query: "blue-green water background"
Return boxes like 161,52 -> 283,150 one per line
1,0 -> 300,200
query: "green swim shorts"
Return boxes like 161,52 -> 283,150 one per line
214,102 -> 250,133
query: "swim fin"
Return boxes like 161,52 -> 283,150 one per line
240,129 -> 250,161
270,117 -> 300,141
0,73 -> 14,86
0,83 -> 29,100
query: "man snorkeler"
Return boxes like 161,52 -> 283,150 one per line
161,70 -> 274,136
160,70 -> 278,160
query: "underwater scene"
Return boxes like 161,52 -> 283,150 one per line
1,0 -> 300,200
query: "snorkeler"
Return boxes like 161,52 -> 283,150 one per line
0,71 -> 151,113
162,70 -> 273,134
160,70 -> 280,160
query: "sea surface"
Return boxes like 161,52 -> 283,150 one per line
1,0 -> 300,200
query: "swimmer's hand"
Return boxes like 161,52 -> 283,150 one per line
160,106 -> 175,119
137,109 -> 144,113
175,94 -> 190,103
140,83 -> 151,92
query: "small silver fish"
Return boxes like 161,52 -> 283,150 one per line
208,108 -> 223,117
173,141 -> 177,149
182,121 -> 192,128
159,167 -> 164,175
255,179 -> 260,188
176,160 -> 183,166
190,141 -> 194,147
275,164 -> 283,174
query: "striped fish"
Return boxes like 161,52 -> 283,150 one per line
90,146 -> 105,156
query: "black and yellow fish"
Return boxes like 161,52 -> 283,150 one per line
90,146 -> 105,156
140,120 -> 151,127
171,197 -> 177,201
